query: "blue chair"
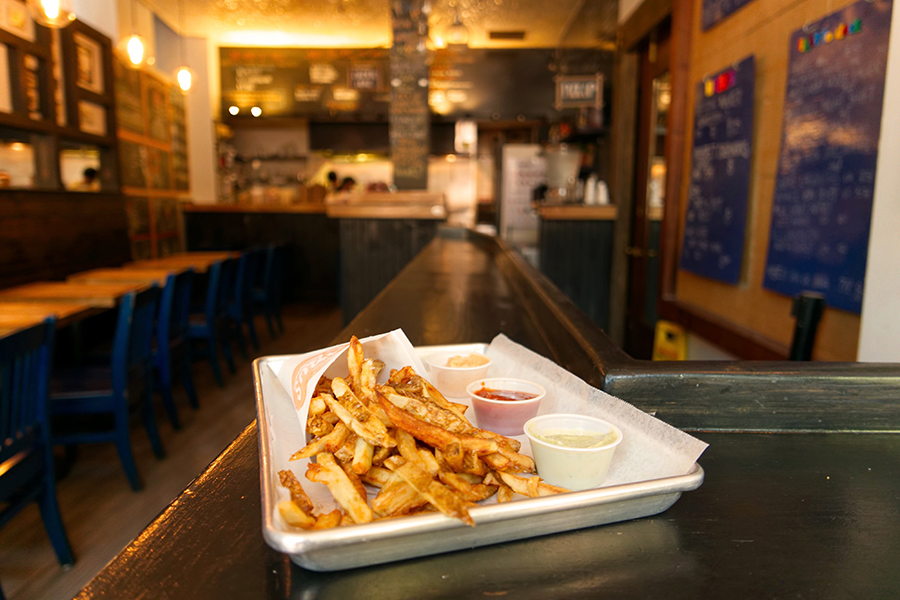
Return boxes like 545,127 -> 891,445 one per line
223,253 -> 252,361
189,259 -> 236,386
238,248 -> 265,352
251,244 -> 285,339
1,318 -> 75,590
154,270 -> 198,430
49,287 -> 163,491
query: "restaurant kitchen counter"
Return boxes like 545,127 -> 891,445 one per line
77,229 -> 900,599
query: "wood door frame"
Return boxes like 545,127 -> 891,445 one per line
611,0 -> 786,360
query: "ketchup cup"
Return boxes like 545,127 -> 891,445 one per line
466,378 -> 546,435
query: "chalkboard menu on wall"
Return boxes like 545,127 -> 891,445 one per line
680,55 -> 755,284
389,0 -> 429,189
763,0 -> 893,314
702,0 -> 755,31
219,47 -> 391,120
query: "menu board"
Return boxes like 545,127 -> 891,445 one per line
220,47 -> 390,120
389,0 -> 429,189
702,0 -> 755,30
680,55 -> 755,284
763,0 -> 892,313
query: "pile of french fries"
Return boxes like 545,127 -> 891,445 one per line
278,336 -> 568,529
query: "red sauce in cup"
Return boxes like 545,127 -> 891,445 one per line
473,387 -> 538,402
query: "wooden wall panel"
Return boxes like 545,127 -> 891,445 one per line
673,0 -> 865,361
0,190 -> 130,287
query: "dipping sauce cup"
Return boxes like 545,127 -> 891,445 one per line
466,378 -> 546,435
524,414 -> 623,491
425,351 -> 491,398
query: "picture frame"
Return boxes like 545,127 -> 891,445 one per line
74,32 -> 104,95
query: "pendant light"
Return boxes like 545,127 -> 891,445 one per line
26,0 -> 76,28
124,0 -> 146,68
174,0 -> 192,92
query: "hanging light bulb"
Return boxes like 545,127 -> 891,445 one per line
177,66 -> 192,92
126,34 -> 146,67
26,0 -> 76,28
445,13 -> 469,47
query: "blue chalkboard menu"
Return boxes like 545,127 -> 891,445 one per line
680,55 -> 755,284
763,0 -> 893,314
702,0 -> 755,30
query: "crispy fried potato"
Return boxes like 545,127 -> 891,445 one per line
291,422 -> 351,460
329,378 -> 396,448
494,471 -> 570,497
351,437 -> 374,475
372,473 -> 427,517
377,394 -> 498,455
371,445 -> 393,467
384,456 -> 475,526
438,471 -> 498,502
306,453 -> 374,524
278,500 -> 317,529
278,470 -> 314,513
395,429 -> 428,471
360,466 -> 393,487
314,509 -> 343,529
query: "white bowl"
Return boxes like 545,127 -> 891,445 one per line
424,351 -> 491,398
466,377 -> 545,436
524,414 -> 623,491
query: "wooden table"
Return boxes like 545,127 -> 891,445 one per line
0,282 -> 147,309
67,267 -> 185,287
0,301 -> 98,329
124,254 -> 235,274
77,230 -> 900,599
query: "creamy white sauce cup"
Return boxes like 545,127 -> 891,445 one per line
524,414 -> 623,490
425,351 -> 491,398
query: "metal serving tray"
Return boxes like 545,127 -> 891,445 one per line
254,345 -> 705,572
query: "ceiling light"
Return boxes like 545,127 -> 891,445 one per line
445,14 -> 469,47
177,66 -> 192,92
229,106 -> 240,115
174,0 -> 191,92
251,106 -> 262,117
126,34 -> 145,67
26,0 -> 76,28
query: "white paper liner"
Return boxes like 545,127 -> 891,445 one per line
265,330 -> 708,516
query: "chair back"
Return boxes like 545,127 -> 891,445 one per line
0,318 -> 55,476
263,244 -> 284,302
232,253 -> 249,311
111,286 -> 159,399
157,269 -> 195,350
217,258 -> 239,317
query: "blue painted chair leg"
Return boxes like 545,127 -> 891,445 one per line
205,332 -> 224,387
38,475 -> 75,566
142,376 -> 165,459
264,305 -> 277,339
220,331 -> 236,374
246,314 -> 260,351
114,408 -> 143,491
181,350 -> 199,409
158,368 -> 181,430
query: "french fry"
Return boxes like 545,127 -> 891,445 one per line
291,422 -> 350,460
417,447 -> 441,477
360,466 -> 393,487
497,484 -> 515,503
329,378 -> 396,448
494,471 -> 570,497
278,469 -> 315,513
372,473 -> 427,517
372,445 -> 393,467
278,500 -> 317,529
395,429 -> 428,471
351,437 -> 374,475
307,414 -> 335,437
438,471 -> 498,502
377,394 -> 498,455
306,453 -> 374,524
384,456 -> 475,526
309,394 -> 329,417
314,509 -> 343,529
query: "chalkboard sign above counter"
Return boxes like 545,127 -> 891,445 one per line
220,46 -> 613,123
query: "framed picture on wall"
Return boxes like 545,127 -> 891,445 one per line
74,32 -> 104,94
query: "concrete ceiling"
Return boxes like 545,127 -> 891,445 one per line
141,0 -> 617,48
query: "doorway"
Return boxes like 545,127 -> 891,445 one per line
624,20 -> 671,359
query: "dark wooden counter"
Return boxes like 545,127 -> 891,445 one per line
77,229 -> 900,599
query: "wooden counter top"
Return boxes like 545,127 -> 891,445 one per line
325,203 -> 446,220
538,204 -> 617,220
77,230 -> 900,600
182,203 -> 327,214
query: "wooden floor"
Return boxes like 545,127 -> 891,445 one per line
0,303 -> 343,600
